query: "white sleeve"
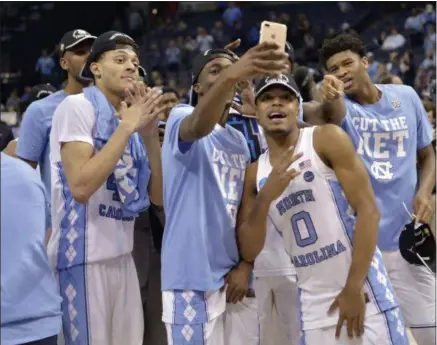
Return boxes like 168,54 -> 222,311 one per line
53,95 -> 95,146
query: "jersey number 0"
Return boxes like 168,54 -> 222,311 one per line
291,211 -> 318,247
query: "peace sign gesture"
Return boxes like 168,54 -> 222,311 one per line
262,146 -> 303,202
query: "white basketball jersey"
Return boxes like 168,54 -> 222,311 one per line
254,158 -> 296,277
258,127 -> 398,331
47,94 -> 136,270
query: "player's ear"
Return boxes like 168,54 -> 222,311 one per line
193,83 -> 201,95
90,62 -> 101,79
362,56 -> 369,69
59,57 -> 68,72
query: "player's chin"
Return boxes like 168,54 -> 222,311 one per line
121,78 -> 135,89
265,125 -> 291,137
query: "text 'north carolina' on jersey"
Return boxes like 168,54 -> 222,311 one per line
254,159 -> 295,277
342,85 -> 434,251
48,94 -> 144,270
259,127 -> 398,331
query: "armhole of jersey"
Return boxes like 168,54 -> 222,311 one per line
255,154 -> 263,193
308,126 -> 337,181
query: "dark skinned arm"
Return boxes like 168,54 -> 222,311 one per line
314,124 -> 380,289
236,161 -> 271,262
417,145 -> 436,197
178,71 -> 237,142
414,144 -> 436,223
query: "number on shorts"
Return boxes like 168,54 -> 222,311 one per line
106,173 -> 121,202
291,211 -> 318,247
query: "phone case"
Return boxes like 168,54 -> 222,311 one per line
259,21 -> 287,51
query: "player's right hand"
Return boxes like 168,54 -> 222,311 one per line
117,87 -> 164,133
227,42 -> 289,81
261,146 -> 303,202
320,75 -> 344,102
328,286 -> 366,339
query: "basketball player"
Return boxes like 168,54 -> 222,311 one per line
3,83 -> 57,158
311,33 -> 435,345
225,39 -> 301,345
16,29 -> 96,230
237,73 -> 410,345
48,31 -> 163,345
161,43 -> 289,345
1,152 -> 62,345
161,87 -> 180,122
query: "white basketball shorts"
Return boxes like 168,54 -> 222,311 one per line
58,254 -> 143,345
382,250 -> 436,345
254,275 -> 300,345
164,296 -> 259,345
302,308 -> 409,345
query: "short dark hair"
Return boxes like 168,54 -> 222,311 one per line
319,33 -> 367,69
162,87 -> 180,98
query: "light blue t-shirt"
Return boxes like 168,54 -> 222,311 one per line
1,153 -> 62,345
16,90 -> 67,228
161,104 -> 251,291
341,84 -> 433,251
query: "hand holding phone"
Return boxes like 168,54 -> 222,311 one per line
259,21 -> 287,52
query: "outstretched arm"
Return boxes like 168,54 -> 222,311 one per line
303,75 -> 347,126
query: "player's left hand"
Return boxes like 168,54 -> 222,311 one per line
328,286 -> 366,339
413,190 -> 433,224
224,261 -> 252,304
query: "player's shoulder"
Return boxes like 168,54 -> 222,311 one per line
377,83 -> 418,99
58,93 -> 93,109
24,90 -> 66,116
54,93 -> 94,119
1,153 -> 43,189
245,159 -> 259,186
313,124 -> 350,154
168,103 -> 194,120
313,123 -> 345,139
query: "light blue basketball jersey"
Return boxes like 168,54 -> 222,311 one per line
341,85 -> 433,250
161,104 -> 251,292
1,153 -> 62,345
16,90 -> 67,228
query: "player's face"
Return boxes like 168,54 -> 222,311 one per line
61,40 -> 93,84
92,46 -> 139,97
162,92 -> 179,120
256,86 -> 299,136
195,57 -> 235,103
325,50 -> 369,96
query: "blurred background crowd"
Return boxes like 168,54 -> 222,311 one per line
1,2 -> 436,133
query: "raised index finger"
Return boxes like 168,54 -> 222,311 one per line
224,39 -> 241,51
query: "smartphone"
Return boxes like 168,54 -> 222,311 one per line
259,21 -> 287,52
